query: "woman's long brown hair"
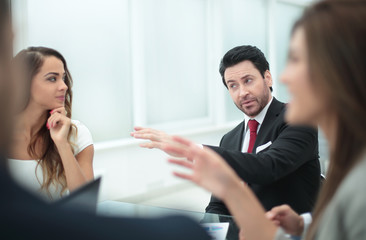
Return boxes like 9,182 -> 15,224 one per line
13,47 -> 75,198
292,1 -> 366,239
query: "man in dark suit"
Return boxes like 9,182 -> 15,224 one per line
205,45 -> 320,215
132,45 -> 320,216
0,1 -> 209,239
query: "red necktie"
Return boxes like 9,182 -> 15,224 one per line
247,119 -> 259,153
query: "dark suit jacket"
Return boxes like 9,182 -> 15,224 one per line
206,98 -> 320,215
0,161 -> 209,240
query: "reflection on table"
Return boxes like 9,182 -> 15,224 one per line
97,200 -> 240,240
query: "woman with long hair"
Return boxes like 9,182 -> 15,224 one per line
164,0 -> 366,239
8,47 -> 94,201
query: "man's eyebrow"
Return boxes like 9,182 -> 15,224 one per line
226,80 -> 236,83
226,74 -> 255,84
240,74 -> 254,80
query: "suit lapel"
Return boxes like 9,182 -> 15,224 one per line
254,98 -> 284,152
223,121 -> 245,151
233,121 -> 245,151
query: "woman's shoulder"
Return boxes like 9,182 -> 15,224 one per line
71,119 -> 86,128
316,154 -> 366,240
70,119 -> 93,155
70,119 -> 91,135
332,154 -> 366,233
333,155 -> 366,208
340,154 -> 366,195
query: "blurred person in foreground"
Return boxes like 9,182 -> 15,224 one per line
164,0 -> 366,239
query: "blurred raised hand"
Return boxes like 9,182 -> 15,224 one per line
131,126 -> 188,157
164,136 -> 278,240
163,136 -> 242,200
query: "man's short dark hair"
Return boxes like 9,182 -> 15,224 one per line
219,45 -> 272,91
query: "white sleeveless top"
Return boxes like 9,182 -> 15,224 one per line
7,120 -> 93,201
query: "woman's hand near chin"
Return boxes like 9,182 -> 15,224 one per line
47,107 -> 71,146
46,107 -> 94,191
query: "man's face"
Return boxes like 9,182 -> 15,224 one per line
224,60 -> 272,118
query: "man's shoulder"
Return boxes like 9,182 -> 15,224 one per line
268,98 -> 287,118
223,121 -> 244,138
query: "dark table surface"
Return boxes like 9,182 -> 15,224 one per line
97,200 -> 240,240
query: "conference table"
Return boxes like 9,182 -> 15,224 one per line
97,200 -> 240,240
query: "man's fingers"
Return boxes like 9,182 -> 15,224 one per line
170,136 -> 203,158
168,158 -> 194,169
171,136 -> 194,147
132,127 -> 163,135
273,220 -> 280,226
139,142 -> 162,149
139,142 -> 152,148
269,204 -> 291,216
172,171 -> 193,181
134,126 -> 144,131
265,212 -> 281,226
163,143 -> 191,158
133,133 -> 160,141
265,211 -> 275,220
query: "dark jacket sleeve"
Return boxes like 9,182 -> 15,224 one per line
205,195 -> 231,215
206,99 -> 320,215
206,124 -> 319,215
209,125 -> 318,185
